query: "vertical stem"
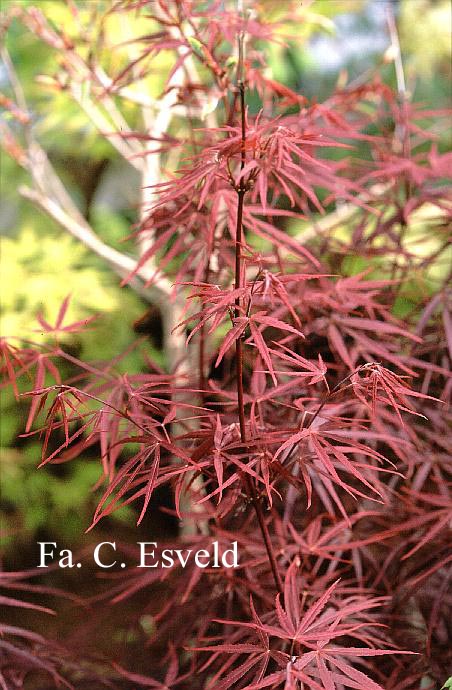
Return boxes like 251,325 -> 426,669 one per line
233,73 -> 283,594
386,6 -> 411,283
234,85 -> 247,436
199,263 -> 210,400
234,81 -> 246,311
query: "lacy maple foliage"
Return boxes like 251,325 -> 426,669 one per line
1,1 -> 451,689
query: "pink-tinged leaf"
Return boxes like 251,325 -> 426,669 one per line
0,595 -> 55,616
283,560 -> 301,629
328,654 -> 386,690
401,511 -> 451,560
415,292 -> 444,335
253,313 -> 305,339
197,464 -> 252,504
0,624 -> 47,643
137,445 -> 161,525
55,294 -> 71,328
245,670 -> 315,690
275,593 -> 296,637
325,648 -> 415,657
195,643 -> 266,654
300,461 -> 313,509
25,357 -> 45,432
34,300 -> 97,335
244,212 -> 320,267
269,344 -> 327,386
317,654 -> 335,690
58,314 -> 98,333
214,414 -> 223,448
295,580 -> 339,638
216,318 -> 248,367
257,271 -> 303,326
291,668 -> 325,690
328,323 -> 355,370
284,662 -> 298,690
341,317 -> 422,342
212,452 -> 224,501
39,417 -> 95,467
249,597 -> 269,650
89,453 -> 146,528
0,641 -> 73,689
442,305 -> 452,360
250,322 -> 277,385
35,312 -> 54,332
56,395 -> 69,448
213,655 -> 265,690
260,455 -> 274,507
163,405 -> 177,426
43,356 -> 61,384
0,340 -> 26,399
274,429 -> 308,462
164,644 -> 180,687
112,663 -> 165,688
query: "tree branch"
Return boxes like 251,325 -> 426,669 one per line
18,185 -> 172,303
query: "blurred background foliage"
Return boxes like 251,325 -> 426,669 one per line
0,0 -> 450,556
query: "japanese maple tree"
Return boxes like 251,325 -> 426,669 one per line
1,1 -> 451,689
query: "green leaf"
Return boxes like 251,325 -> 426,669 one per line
225,56 -> 238,68
188,36 -> 205,59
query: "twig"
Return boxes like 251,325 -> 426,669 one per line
290,183 -> 390,247
233,21 -> 283,595
386,6 -> 406,99
18,186 -> 171,305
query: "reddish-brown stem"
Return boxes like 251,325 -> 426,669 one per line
304,371 -> 356,431
199,326 -> 206,397
199,262 -> 211,399
234,81 -> 246,312
233,79 -> 283,595
234,188 -> 245,314
234,81 -> 248,442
